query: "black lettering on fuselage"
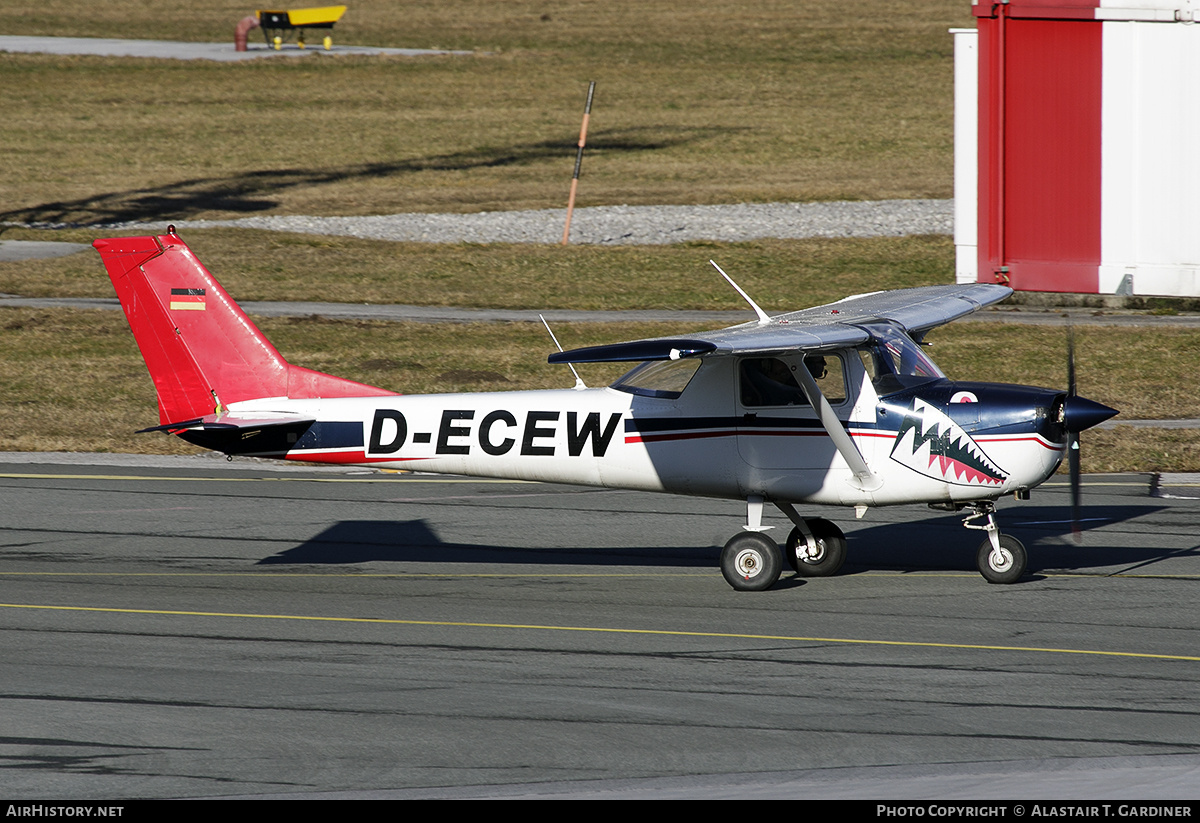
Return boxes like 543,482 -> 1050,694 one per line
521,411 -> 559,456
566,412 -> 622,457
436,409 -> 474,455
379,408 -> 619,459
368,409 -> 407,454
479,410 -> 517,455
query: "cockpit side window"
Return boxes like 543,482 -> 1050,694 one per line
612,358 -> 702,399
740,354 -> 847,408
858,349 -> 878,383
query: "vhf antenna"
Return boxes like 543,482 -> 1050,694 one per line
540,314 -> 587,389
710,260 -> 771,324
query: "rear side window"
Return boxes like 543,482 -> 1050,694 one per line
612,358 -> 703,399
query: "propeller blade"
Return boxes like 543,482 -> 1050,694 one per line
1069,430 -> 1082,542
1067,325 -> 1081,540
1067,325 -> 1077,398
1060,327 -> 1117,543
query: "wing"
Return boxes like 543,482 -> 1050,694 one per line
549,284 -> 1011,363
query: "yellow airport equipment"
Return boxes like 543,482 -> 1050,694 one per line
257,6 -> 346,50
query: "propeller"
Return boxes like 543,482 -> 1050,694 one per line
1058,326 -> 1118,541
1067,326 -> 1081,541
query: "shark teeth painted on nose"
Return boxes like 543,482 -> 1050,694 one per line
890,398 -> 1008,486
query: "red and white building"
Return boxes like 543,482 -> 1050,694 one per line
955,1 -> 1200,296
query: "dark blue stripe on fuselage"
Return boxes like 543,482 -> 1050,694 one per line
625,379 -> 1062,440
292,421 -> 363,450
625,416 -> 842,433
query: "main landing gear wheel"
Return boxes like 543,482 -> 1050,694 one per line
720,532 -> 783,592
785,518 -> 847,577
976,534 -> 1027,584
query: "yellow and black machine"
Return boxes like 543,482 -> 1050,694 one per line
257,5 -> 346,50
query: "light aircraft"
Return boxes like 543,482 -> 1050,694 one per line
94,228 -> 1117,591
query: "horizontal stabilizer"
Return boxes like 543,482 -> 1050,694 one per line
137,411 -> 336,457
137,412 -> 317,434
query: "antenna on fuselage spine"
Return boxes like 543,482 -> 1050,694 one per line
540,314 -> 587,390
710,260 -> 771,325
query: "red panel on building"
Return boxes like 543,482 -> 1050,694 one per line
975,3 -> 1102,293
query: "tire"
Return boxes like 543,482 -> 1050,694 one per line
976,534 -> 1027,584
785,518 -> 847,577
720,532 -> 783,592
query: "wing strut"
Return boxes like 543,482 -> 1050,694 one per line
792,363 -> 882,491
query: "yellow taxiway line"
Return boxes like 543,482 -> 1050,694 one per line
1,601 -> 1197,663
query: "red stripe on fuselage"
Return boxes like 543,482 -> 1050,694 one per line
280,450 -> 430,465
626,430 -> 735,444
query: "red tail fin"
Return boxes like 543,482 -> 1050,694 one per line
94,229 -> 395,425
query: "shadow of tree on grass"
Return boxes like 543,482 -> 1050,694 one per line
4,126 -> 732,227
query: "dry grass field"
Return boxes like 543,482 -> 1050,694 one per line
0,308 -> 678,454
2,1 -> 1197,471
0,229 -> 956,310
0,0 -> 971,223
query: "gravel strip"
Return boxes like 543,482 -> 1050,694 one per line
0,35 -> 471,62
138,199 -> 954,245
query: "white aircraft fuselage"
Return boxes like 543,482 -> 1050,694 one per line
94,229 -> 1115,590
191,356 -> 1066,509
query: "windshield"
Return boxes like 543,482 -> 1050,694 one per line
857,323 -> 945,395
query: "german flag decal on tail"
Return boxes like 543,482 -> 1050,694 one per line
169,288 -> 206,311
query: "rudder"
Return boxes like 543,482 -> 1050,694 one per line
94,228 -> 394,425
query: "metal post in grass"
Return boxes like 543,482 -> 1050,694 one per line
561,81 -> 596,246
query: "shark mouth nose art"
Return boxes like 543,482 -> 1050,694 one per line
890,398 -> 1008,487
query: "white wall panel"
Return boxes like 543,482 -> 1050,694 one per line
1101,20 -> 1200,295
953,29 -> 978,285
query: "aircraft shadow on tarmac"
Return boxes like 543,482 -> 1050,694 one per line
256,503 -> 1178,578
257,518 -> 720,569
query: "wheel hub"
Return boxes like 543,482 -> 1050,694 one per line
734,549 -> 763,578
801,538 -> 826,563
989,548 -> 1013,573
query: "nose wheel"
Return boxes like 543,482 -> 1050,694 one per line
976,534 -> 1027,584
963,503 -> 1027,584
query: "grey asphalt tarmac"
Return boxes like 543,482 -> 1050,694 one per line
1,455 -> 1198,799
